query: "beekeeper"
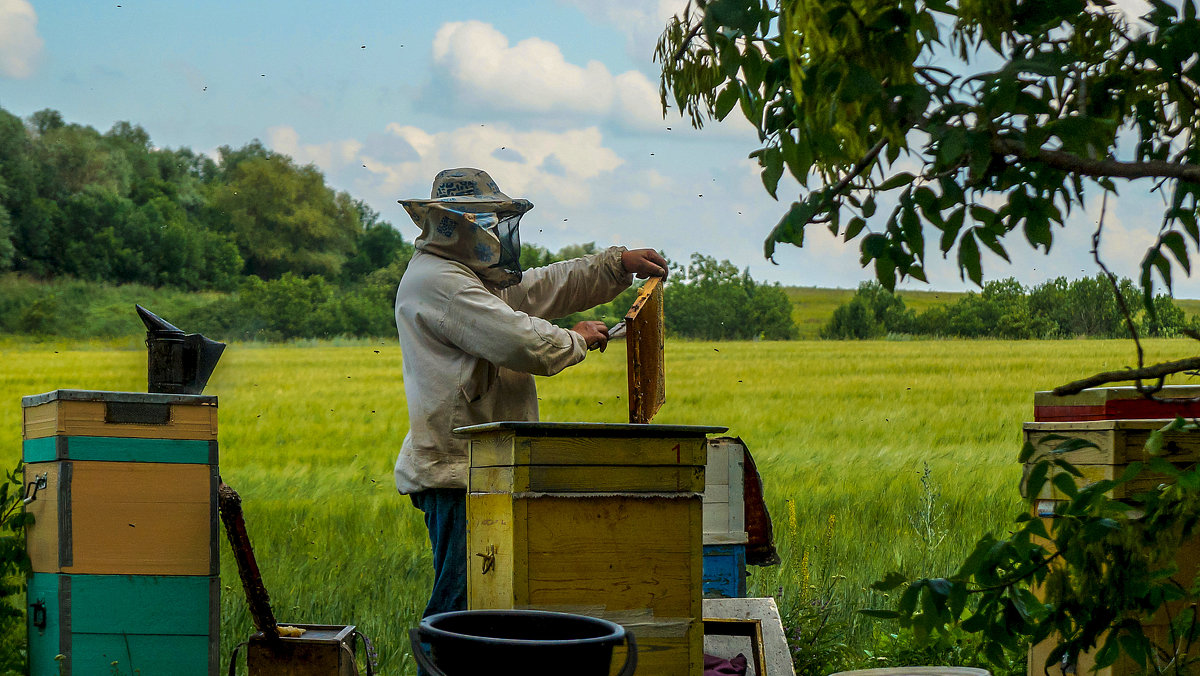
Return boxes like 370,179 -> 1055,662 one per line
394,168 -> 667,623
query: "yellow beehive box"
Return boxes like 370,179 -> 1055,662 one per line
23,389 -> 218,441
462,421 -> 725,676
1023,420 -> 1200,676
1022,419 -> 1200,502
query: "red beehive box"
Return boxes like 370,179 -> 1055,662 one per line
1034,385 -> 1200,422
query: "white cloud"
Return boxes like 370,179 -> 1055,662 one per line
268,126 -> 364,170
266,122 -> 625,212
0,0 -> 43,79
431,20 -> 665,131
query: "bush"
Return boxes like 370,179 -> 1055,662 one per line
0,462 -> 32,673
665,254 -> 798,340
823,276 -> 1196,340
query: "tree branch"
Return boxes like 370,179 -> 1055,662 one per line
992,139 -> 1200,182
1053,357 -> 1200,396
834,138 -> 888,196
672,20 -> 704,63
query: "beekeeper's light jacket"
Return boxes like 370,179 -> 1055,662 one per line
393,246 -> 632,493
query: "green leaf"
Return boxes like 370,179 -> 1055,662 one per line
1023,210 -> 1052,252
1144,248 -> 1173,294
1095,633 -> 1120,668
1146,428 -> 1166,456
928,578 -> 952,597
1149,455 -> 1182,478
1161,231 -> 1191,275
1052,457 -> 1084,478
871,571 -> 909,592
840,64 -> 881,102
714,83 -> 740,121
948,580 -> 968,618
707,0 -> 760,33
1117,461 -> 1144,484
1050,437 -> 1099,454
957,230 -> 982,285
984,640 -> 1006,667
878,172 -> 916,191
960,611 -> 989,633
862,194 -> 877,218
937,127 -> 968,166
1019,440 -> 1037,463
940,207 -> 965,253
1051,471 -> 1079,498
760,147 -> 784,199
780,131 -> 813,182
764,197 -> 820,259
1025,516 -> 1049,539
845,217 -> 867,241
1025,461 -> 1050,500
859,609 -> 902,619
899,581 -> 923,615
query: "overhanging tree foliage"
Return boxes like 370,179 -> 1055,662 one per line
656,0 -> 1200,300
657,2 -> 1200,671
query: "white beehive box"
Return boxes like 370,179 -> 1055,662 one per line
703,437 -> 747,545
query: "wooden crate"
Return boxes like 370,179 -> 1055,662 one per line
248,625 -> 359,676
27,572 -> 218,676
462,421 -> 725,676
1023,420 -> 1200,676
1034,385 -> 1200,422
23,390 -> 219,676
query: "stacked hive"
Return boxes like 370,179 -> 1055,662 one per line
701,437 -> 748,598
462,421 -> 724,676
1024,385 -> 1200,676
23,390 -> 219,676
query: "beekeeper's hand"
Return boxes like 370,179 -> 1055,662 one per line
572,321 -> 610,352
621,248 -> 669,279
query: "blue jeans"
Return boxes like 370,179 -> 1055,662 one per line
411,488 -> 468,616
410,489 -> 467,676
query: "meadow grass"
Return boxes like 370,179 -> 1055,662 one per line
3,337 -> 1199,673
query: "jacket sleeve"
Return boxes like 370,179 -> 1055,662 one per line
441,280 -> 589,377
503,246 -> 633,320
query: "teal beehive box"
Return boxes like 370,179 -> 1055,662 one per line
23,390 -> 219,676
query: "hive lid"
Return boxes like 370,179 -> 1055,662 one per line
455,421 -> 727,437
1034,384 -> 1200,406
22,389 -> 217,407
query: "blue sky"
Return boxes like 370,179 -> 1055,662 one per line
1,0 -> 1193,295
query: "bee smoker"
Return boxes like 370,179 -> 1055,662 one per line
136,304 -> 226,394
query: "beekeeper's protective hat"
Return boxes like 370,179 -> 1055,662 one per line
399,168 -> 532,289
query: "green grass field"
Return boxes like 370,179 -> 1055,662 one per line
3,336 -> 1199,674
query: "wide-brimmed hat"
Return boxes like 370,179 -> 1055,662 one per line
398,168 -> 532,215
399,168 -> 531,289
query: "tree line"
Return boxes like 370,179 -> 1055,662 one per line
0,106 -> 797,341
823,277 -> 1197,340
